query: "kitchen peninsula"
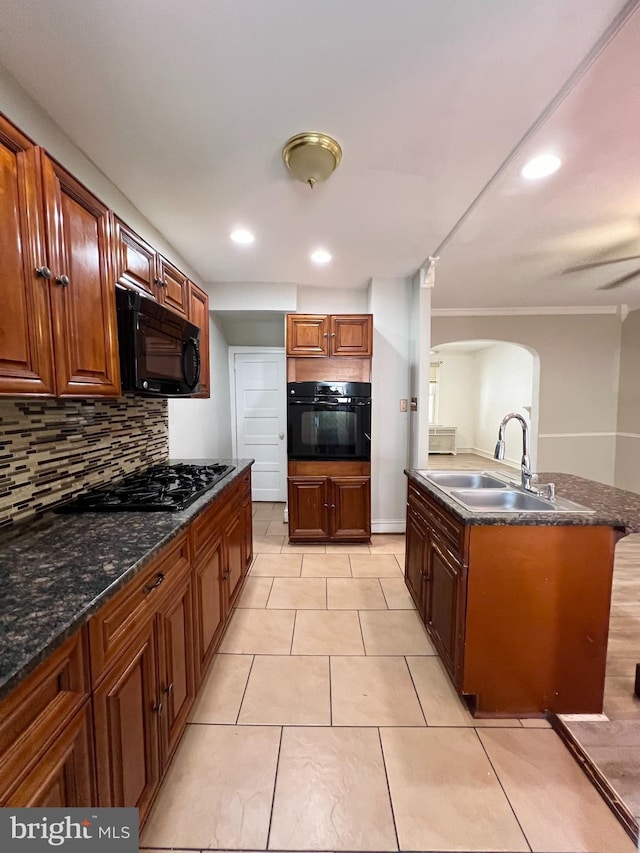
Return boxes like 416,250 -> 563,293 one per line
404,469 -> 640,718
0,459 -> 253,818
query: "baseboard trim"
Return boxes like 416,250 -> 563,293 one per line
372,520 -> 406,534
551,715 -> 639,845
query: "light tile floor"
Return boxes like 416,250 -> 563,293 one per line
140,492 -> 636,852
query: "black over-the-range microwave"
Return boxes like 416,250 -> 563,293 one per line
116,286 -> 201,397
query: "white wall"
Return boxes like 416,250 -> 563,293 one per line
367,278 -> 411,531
296,285 -> 368,314
408,272 -> 431,468
209,282 -> 297,311
475,343 -> 534,465
615,308 -> 640,492
434,353 -> 477,450
168,315 -> 233,459
432,313 -> 621,484
0,68 -> 201,281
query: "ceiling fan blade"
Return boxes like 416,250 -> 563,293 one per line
564,254 -> 640,273
597,267 -> 640,290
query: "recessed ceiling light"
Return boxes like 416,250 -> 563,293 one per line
521,154 -> 562,180
230,229 -> 255,244
311,249 -> 332,264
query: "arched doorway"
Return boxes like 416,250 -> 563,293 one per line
429,339 -> 540,470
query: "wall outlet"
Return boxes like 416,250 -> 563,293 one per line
399,399 -> 408,412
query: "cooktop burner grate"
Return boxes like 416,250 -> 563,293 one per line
59,463 -> 236,512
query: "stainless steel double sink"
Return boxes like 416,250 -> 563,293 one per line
418,470 -> 594,514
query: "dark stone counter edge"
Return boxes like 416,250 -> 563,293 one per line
405,469 -> 639,533
0,459 -> 253,702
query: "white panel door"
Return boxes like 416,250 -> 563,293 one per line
234,351 -> 287,502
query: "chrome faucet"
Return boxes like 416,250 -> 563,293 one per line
494,412 -> 555,500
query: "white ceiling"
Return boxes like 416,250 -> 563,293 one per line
1,0 -> 638,307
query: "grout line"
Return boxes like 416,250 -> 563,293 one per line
265,725 -> 284,851
356,609 -> 367,655
473,728 -> 533,852
377,726 -> 401,851
329,655 -> 333,726
403,655 -> 428,726
234,654 -> 255,725
289,609 -> 297,655
377,577 -> 389,609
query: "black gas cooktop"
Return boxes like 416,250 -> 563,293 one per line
60,463 -> 235,512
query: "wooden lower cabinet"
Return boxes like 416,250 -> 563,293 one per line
0,469 -> 253,820
405,475 -> 618,716
424,533 -> 465,684
6,702 -> 96,807
193,533 -> 225,685
157,570 -> 195,764
93,619 -> 161,820
288,463 -> 370,543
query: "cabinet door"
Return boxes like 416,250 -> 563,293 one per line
157,573 -> 195,765
424,534 -> 463,680
2,702 -> 96,808
188,281 -> 210,398
405,505 -> 428,609
225,507 -> 245,609
113,217 -> 156,296
329,477 -> 370,540
287,477 -> 329,539
93,621 -> 160,821
330,315 -> 372,356
156,255 -> 188,316
193,535 -> 225,684
0,119 -> 55,395
286,314 -> 329,356
243,496 -> 253,573
41,156 -> 121,397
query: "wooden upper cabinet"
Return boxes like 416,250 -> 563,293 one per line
41,155 -> 121,397
286,314 -> 330,356
156,255 -> 188,316
286,314 -> 372,357
330,315 -> 373,357
113,216 -> 156,296
188,281 -> 210,398
0,117 -> 56,395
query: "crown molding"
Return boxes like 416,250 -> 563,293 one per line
431,306 -> 620,317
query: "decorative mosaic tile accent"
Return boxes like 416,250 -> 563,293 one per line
0,395 -> 168,528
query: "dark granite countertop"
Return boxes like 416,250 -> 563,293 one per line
406,469 -> 640,533
0,458 -> 253,701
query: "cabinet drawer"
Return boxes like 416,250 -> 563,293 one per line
190,479 -> 241,565
408,483 -> 467,561
0,630 -> 90,801
88,534 -> 190,685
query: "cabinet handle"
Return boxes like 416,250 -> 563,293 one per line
323,503 -> 329,508
331,504 -> 336,509
55,274 -> 70,287
152,700 -> 163,715
164,682 -> 174,695
35,265 -> 52,279
143,572 -> 165,594
331,332 -> 336,337
323,332 -> 328,337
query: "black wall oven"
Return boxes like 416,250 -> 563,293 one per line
287,381 -> 371,461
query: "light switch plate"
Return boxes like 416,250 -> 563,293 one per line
399,399 -> 408,412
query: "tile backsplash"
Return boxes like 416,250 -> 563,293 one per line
0,395 -> 168,528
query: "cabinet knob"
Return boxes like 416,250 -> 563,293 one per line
35,266 -> 52,279
323,503 -> 329,508
152,700 -> 163,715
55,274 -> 70,287
331,332 -> 336,337
164,682 -> 174,695
323,332 -> 328,337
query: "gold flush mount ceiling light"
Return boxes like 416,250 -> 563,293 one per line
282,132 -> 342,189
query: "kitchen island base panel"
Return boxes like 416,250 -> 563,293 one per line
463,525 -> 615,717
